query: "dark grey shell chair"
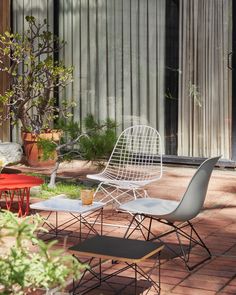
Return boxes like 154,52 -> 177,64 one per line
119,156 -> 221,271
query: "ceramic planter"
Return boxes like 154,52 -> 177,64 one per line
22,130 -> 61,167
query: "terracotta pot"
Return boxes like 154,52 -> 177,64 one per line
22,130 -> 61,167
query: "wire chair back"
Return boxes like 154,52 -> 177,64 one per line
101,125 -> 162,184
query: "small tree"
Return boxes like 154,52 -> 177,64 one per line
0,16 -> 73,134
38,120 -> 88,188
37,115 -> 117,188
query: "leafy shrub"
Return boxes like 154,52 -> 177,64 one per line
36,115 -> 117,165
37,138 -> 57,161
35,115 -> 117,186
79,114 -> 117,164
56,120 -> 81,143
0,211 -> 85,294
37,120 -> 82,162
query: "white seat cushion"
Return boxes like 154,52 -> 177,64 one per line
119,198 -> 179,217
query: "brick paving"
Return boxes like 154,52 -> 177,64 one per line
5,161 -> 236,294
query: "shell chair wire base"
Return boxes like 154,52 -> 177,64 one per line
123,213 -> 211,271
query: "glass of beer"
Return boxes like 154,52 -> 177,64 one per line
81,189 -> 94,205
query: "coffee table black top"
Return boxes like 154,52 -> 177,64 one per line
69,235 -> 163,263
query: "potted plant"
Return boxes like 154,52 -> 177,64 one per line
0,16 -> 74,167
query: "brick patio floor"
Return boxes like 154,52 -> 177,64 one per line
7,161 -> 236,294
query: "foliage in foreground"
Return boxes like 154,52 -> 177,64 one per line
0,211 -> 85,295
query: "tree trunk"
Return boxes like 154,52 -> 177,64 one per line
48,161 -> 60,188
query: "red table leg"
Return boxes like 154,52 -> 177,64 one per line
0,188 -> 31,217
1,190 -> 15,211
17,188 -> 30,217
0,174 -> 43,217
24,188 -> 30,217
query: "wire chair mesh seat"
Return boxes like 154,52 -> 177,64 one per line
87,125 -> 163,206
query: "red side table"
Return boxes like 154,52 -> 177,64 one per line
0,174 -> 44,216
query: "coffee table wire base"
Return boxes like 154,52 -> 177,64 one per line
72,252 -> 161,295
32,208 -> 103,241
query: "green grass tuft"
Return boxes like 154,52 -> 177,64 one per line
39,182 -> 87,199
26,172 -> 94,199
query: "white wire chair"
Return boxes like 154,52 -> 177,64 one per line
87,125 -> 163,207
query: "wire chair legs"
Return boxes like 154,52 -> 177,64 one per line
93,182 -> 147,207
88,184 -> 147,228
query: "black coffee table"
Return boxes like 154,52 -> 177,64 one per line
70,235 -> 164,294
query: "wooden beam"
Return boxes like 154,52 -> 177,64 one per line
0,0 -> 10,142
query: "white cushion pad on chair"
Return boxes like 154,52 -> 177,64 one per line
119,198 -> 179,217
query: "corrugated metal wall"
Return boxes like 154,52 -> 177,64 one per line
9,0 -> 233,160
0,0 -> 10,142
58,0 -> 166,135
11,0 -> 166,141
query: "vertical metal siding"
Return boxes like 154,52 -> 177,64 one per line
58,0 -> 166,136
